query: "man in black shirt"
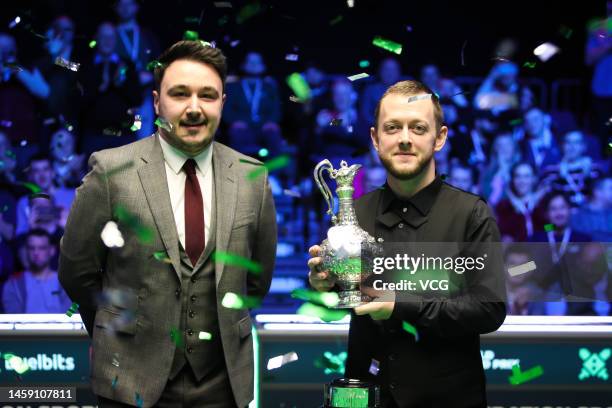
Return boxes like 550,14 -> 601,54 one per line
308,80 -> 506,407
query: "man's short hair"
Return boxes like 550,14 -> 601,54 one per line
153,40 -> 227,92
26,228 -> 52,244
542,190 -> 571,210
373,80 -> 444,131
28,153 -> 52,167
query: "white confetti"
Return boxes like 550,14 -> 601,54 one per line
285,54 -> 299,61
533,42 -> 560,62
101,221 -> 125,248
267,351 -> 298,370
507,261 -> 537,277
54,56 -> 80,72
368,358 -> 380,375
407,94 -> 432,103
347,72 -> 369,81
8,16 -> 21,29
198,331 -> 212,340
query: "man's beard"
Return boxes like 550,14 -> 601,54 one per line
378,150 -> 433,180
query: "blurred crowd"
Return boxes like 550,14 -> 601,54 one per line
0,0 -> 610,315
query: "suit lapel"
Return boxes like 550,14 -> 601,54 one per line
212,142 -> 237,288
137,135 -> 182,281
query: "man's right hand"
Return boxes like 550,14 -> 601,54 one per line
307,245 -> 336,292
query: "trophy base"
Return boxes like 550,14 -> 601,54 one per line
335,290 -> 371,309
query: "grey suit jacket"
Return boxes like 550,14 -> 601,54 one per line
58,134 -> 277,407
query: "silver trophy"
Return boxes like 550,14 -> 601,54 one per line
314,160 -> 383,308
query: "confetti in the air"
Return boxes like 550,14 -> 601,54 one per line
523,61 -> 537,69
285,53 -> 299,61
533,42 -> 560,62
267,351 -> 298,370
222,292 -> 261,309
170,328 -> 184,348
368,359 -> 380,375
21,181 -> 42,194
65,302 -> 79,317
508,261 -> 537,277
146,60 -> 163,71
407,94 -> 432,103
314,351 -> 347,375
329,15 -> 344,26
114,204 -> 154,244
8,16 -> 21,29
183,30 -> 199,41
112,353 -> 120,367
212,251 -> 263,275
291,288 -> 339,308
347,72 -> 369,81
246,155 -> 291,180
199,331 -> 212,340
282,188 -> 301,198
359,60 -> 370,68
101,221 -> 125,248
130,115 -> 142,132
286,73 -> 311,102
54,56 -> 80,72
89,40 -> 96,48
402,321 -> 419,341
4,354 -> 30,374
347,0 -> 355,7
372,36 -> 402,55
153,250 -> 173,264
297,302 -> 348,322
329,118 -> 343,127
544,223 -> 555,232
155,117 -> 174,132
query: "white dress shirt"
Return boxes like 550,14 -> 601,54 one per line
158,134 -> 213,251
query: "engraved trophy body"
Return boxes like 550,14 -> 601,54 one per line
314,160 -> 382,308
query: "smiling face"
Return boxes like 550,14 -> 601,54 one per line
153,59 -> 225,155
512,163 -> 536,197
371,93 -> 447,180
547,195 -> 570,228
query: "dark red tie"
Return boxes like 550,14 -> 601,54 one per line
183,159 -> 204,266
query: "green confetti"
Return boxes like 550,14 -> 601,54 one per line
544,223 -> 555,232
113,204 -> 154,244
291,288 -> 339,308
286,72 -> 311,102
509,364 -> 544,385
372,36 -> 402,55
221,292 -> 261,309
246,155 -> 291,181
183,30 -> 199,41
523,61 -> 537,69
198,331 -> 212,340
212,251 -> 263,275
170,328 -> 183,348
112,375 -> 118,388
88,40 -> 97,48
329,15 -> 343,26
154,117 -> 173,132
297,302 -> 348,322
3,354 -> 30,375
359,60 -> 370,68
146,60 -> 163,71
402,321 -> 420,341
153,251 -> 172,264
314,351 -> 347,375
236,2 -> 262,24
21,182 -> 42,194
65,302 -> 79,317
509,118 -> 523,126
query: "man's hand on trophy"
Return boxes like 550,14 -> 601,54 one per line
308,245 -> 336,292
354,286 -> 395,320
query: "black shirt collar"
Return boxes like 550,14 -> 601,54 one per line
380,176 -> 443,216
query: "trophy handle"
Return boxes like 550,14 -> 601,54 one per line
313,159 -> 337,225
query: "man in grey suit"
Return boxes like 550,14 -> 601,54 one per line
59,40 -> 277,408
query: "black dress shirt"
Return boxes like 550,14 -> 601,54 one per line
346,176 -> 507,408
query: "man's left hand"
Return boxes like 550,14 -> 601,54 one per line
354,289 -> 395,320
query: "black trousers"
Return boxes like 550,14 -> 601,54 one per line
97,363 -> 239,408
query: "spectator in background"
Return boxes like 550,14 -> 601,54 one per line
572,177 -> 612,242
79,22 -> 142,158
49,128 -> 85,188
519,107 -> 561,171
359,58 -> 402,128
504,244 -> 548,315
541,131 -> 604,206
0,130 -> 17,185
495,162 -> 548,242
480,133 -> 521,206
224,51 -> 284,157
448,161 -> 478,194
2,228 -> 71,313
474,61 -> 534,114
314,79 -> 368,162
585,0 -> 612,138
15,154 -> 75,235
34,16 -> 81,130
0,33 -> 46,169
433,138 -> 452,177
114,0 -> 160,139
420,64 -> 468,108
